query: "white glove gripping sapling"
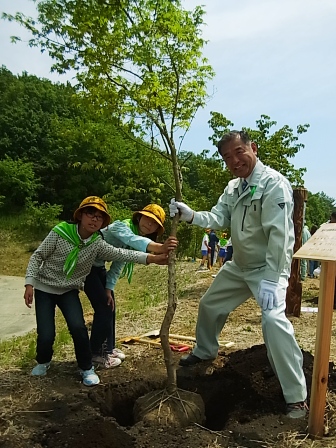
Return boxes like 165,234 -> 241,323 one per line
257,279 -> 279,311
169,198 -> 194,222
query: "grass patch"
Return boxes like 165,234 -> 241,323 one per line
116,276 -> 167,315
0,214 -> 48,277
0,310 -> 78,370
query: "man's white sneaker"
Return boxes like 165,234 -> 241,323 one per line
104,354 -> 122,369
31,362 -> 51,376
80,367 -> 100,386
112,348 -> 126,361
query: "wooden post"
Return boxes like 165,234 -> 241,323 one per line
308,261 -> 336,437
286,187 -> 308,316
293,223 -> 336,438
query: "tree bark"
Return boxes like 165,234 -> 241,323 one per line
160,147 -> 182,393
286,187 -> 308,316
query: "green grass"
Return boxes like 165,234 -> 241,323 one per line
0,223 -> 172,369
0,214 -> 46,276
0,332 -> 36,369
112,268 -> 169,335
0,314 -> 75,370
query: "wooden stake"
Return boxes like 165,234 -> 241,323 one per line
308,261 -> 336,438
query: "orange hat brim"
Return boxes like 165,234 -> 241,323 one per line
133,210 -> 165,236
73,203 -> 111,228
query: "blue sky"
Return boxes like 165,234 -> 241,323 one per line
1,0 -> 335,200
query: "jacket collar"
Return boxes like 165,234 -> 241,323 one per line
232,159 -> 265,197
246,159 -> 264,186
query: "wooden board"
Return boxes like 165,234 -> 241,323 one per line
293,223 -> 336,262
308,261 -> 336,437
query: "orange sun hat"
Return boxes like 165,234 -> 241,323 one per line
133,204 -> 165,236
73,196 -> 111,228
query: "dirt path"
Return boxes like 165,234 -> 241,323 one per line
0,275 -> 36,341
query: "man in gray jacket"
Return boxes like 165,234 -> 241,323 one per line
170,130 -> 307,419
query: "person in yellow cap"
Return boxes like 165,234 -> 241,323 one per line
84,203 -> 178,368
24,197 -> 170,386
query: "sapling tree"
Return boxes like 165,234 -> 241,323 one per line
4,0 -> 214,423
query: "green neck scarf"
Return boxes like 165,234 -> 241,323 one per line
53,221 -> 99,279
120,218 -> 138,283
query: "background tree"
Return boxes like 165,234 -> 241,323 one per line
0,67 -> 171,215
208,111 -> 309,185
0,156 -> 39,208
181,149 -> 231,208
4,0 -> 214,423
1,65 -> 334,258
305,192 -> 335,228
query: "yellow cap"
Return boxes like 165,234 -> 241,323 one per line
133,204 -> 165,236
73,196 -> 111,228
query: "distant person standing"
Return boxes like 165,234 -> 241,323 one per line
224,237 -> 233,263
198,229 -> 210,270
208,230 -> 219,270
300,223 -> 311,281
308,225 -> 319,278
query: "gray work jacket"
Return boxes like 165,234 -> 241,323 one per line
192,160 -> 294,283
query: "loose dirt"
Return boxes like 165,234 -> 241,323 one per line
1,264 -> 336,448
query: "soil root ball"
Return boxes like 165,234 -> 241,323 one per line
134,388 -> 205,427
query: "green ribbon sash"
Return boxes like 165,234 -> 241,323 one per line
53,221 -> 99,279
120,218 -> 138,283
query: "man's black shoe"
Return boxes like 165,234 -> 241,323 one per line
179,353 -> 203,367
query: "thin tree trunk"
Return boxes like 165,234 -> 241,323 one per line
160,146 -> 182,394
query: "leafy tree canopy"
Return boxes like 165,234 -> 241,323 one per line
0,67 -> 173,215
305,192 -> 335,229
208,111 -> 309,185
0,156 -> 39,208
3,1 -> 214,161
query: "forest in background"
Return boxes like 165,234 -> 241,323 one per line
0,66 -> 334,257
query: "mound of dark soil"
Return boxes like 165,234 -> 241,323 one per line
3,344 -> 336,448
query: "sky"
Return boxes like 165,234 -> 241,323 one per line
1,0 -> 335,200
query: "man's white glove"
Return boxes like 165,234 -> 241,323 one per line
169,198 -> 194,222
257,279 -> 279,310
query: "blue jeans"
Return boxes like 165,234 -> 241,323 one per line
209,243 -> 217,267
309,260 -> 318,277
224,246 -> 233,262
34,289 -> 92,370
84,266 -> 115,355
